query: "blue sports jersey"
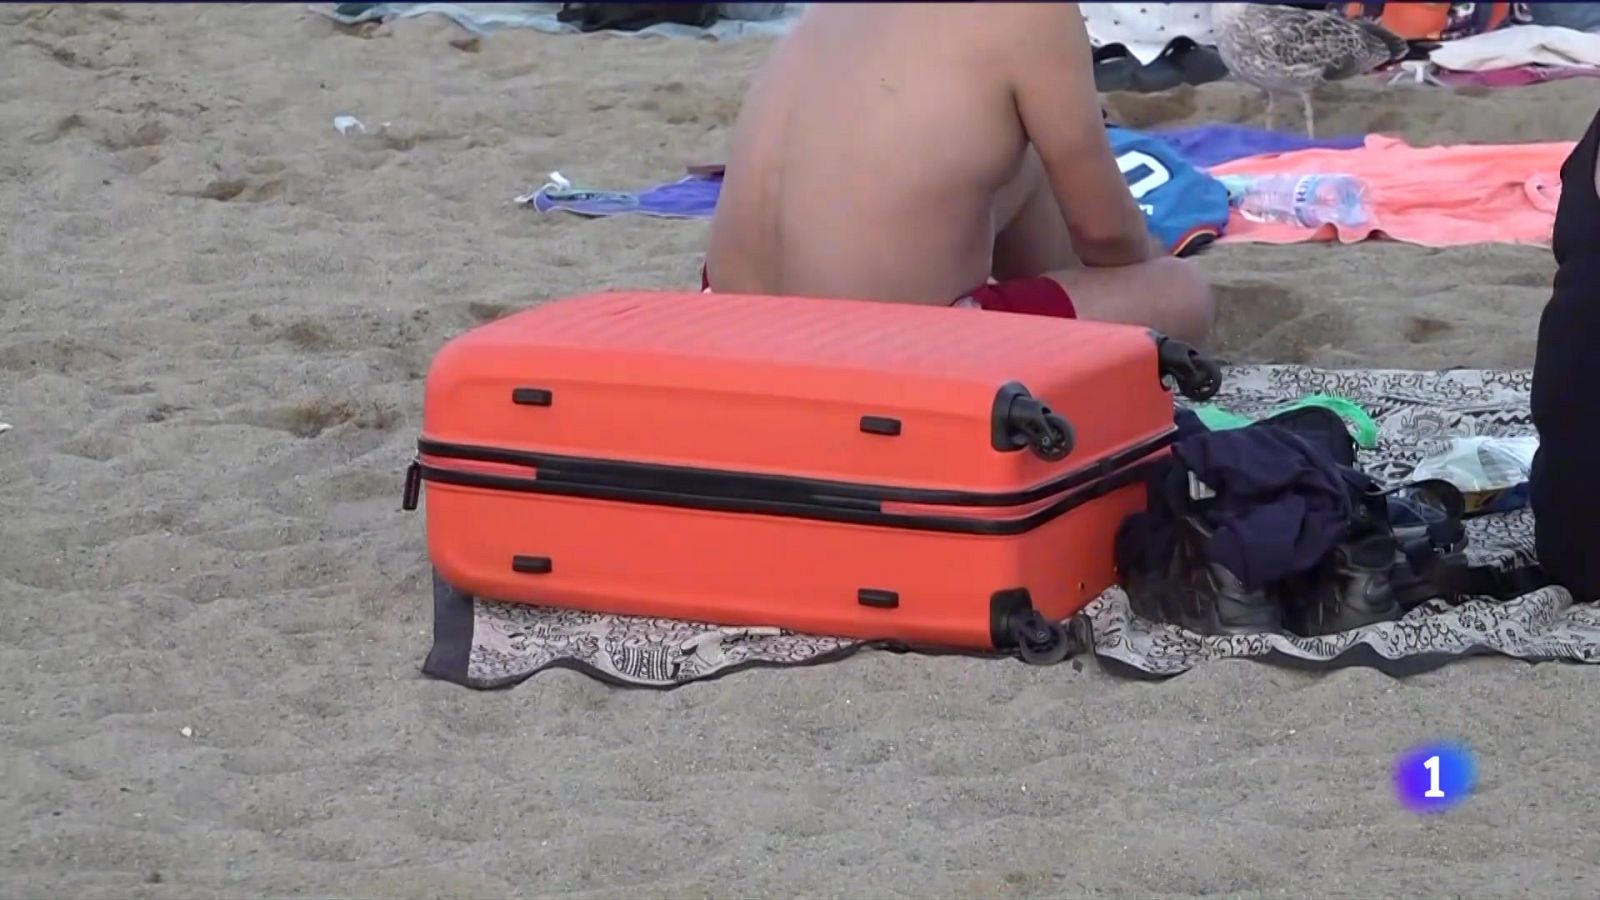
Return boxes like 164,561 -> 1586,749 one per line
1105,126 -> 1231,256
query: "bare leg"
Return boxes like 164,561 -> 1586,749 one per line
1042,258 -> 1216,347
1301,92 -> 1316,140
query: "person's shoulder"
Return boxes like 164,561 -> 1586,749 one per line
941,2 -> 1074,34
995,2 -> 1081,31
975,3 -> 1083,58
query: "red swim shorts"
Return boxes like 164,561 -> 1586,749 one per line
959,277 -> 1077,318
700,266 -> 1076,319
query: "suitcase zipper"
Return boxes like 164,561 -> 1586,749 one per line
411,453 -> 1163,536
412,429 -> 1176,512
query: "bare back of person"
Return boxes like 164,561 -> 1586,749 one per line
707,4 -> 1024,303
705,3 -> 1215,345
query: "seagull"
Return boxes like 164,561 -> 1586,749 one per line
1211,3 -> 1409,139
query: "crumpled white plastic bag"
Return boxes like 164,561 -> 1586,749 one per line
1410,436 -> 1539,493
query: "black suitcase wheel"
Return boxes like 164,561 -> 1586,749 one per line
992,385 -> 1077,462
1009,610 -> 1075,666
1154,335 -> 1223,402
1186,356 -> 1223,401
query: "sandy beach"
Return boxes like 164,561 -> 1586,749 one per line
5,4 -> 1600,897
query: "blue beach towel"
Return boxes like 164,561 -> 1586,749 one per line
520,171 -> 722,219
1155,124 -> 1365,169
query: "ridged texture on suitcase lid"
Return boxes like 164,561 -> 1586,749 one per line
423,291 -> 1176,494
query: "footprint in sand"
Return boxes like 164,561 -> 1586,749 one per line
27,112 -> 86,145
465,301 -> 512,323
0,334 -> 122,375
1405,316 -> 1454,343
19,37 -> 105,71
278,320 -> 337,352
97,120 -> 167,151
184,177 -> 285,203
235,399 -> 399,439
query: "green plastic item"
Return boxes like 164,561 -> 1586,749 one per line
1190,394 -> 1379,449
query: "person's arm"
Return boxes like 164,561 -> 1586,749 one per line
1007,3 -> 1155,268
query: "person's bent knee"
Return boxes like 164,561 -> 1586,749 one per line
1151,257 -> 1215,347
1047,255 -> 1214,344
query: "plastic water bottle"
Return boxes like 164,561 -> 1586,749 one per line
1219,173 -> 1372,228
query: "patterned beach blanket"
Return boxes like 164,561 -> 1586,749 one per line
422,365 -> 1600,689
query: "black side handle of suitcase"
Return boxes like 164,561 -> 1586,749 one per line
1153,332 -> 1223,401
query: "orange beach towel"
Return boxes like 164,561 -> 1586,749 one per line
1211,135 -> 1571,248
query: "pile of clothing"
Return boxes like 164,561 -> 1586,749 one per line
1115,402 -> 1544,638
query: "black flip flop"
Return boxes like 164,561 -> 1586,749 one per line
1131,36 -> 1229,93
1093,43 -> 1140,93
1128,39 -> 1187,94
1164,37 -> 1231,87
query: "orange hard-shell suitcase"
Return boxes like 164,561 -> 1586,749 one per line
404,291 -> 1220,655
